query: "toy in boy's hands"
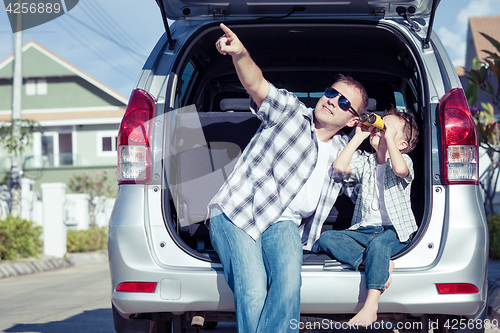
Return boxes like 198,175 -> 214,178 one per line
359,112 -> 384,130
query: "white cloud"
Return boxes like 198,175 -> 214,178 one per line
456,0 -> 498,29
441,0 -> 500,67
438,26 -> 467,66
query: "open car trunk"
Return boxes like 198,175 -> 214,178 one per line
157,0 -> 439,20
162,20 -> 429,263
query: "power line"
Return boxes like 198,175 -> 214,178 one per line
65,13 -> 145,61
54,17 -> 137,81
77,1 -> 145,62
87,0 -> 146,54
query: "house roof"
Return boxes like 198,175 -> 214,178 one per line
0,107 -> 125,125
468,15 -> 500,62
0,40 -> 129,125
0,40 -> 128,105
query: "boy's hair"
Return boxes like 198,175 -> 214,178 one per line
383,107 -> 419,154
336,74 -> 369,114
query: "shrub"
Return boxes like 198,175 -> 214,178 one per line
67,227 -> 107,253
489,214 -> 500,259
0,216 -> 42,260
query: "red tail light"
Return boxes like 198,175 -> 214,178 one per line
117,89 -> 155,184
116,282 -> 157,293
438,88 -> 478,185
436,283 -> 479,294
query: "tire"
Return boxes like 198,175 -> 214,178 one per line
112,303 -> 151,333
430,304 -> 487,333
203,321 -> 218,330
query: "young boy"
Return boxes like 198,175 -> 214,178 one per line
319,107 -> 419,327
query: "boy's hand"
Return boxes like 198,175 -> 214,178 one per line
216,23 -> 244,56
354,123 -> 373,140
384,121 -> 398,142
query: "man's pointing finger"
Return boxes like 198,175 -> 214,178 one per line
220,23 -> 234,38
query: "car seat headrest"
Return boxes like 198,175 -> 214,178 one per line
220,98 -> 250,111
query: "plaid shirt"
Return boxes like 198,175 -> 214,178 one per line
209,83 -> 349,251
343,152 -> 417,242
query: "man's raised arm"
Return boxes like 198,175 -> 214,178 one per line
216,23 -> 269,108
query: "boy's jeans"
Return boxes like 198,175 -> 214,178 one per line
319,226 -> 409,290
209,206 -> 302,333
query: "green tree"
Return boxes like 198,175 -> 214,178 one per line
0,119 -> 41,156
464,33 -> 500,214
0,119 -> 42,217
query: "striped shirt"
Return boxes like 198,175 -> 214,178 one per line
343,152 -> 417,241
209,83 -> 350,251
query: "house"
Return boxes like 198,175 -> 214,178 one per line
465,15 -> 500,72
0,40 -> 127,193
458,15 -> 500,213
458,15 -> 500,111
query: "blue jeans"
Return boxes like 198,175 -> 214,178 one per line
209,206 -> 302,333
319,226 -> 409,290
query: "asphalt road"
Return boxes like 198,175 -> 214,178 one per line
0,254 -> 239,333
0,256 -> 113,333
1,255 -> 498,333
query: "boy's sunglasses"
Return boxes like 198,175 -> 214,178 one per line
324,87 -> 359,116
402,112 -> 413,142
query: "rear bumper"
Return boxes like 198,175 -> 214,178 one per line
109,185 -> 487,318
109,222 -> 487,318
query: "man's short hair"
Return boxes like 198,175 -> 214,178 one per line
383,107 -> 419,154
336,74 -> 369,114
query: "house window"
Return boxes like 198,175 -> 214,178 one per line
26,79 -> 36,95
37,79 -> 47,95
25,79 -> 47,96
39,132 -> 73,167
41,134 -> 54,166
97,131 -> 118,157
59,133 -> 73,165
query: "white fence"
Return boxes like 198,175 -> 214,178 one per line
15,180 -> 115,258
3,151 -> 495,258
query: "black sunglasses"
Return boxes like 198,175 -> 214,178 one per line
324,87 -> 359,116
401,112 -> 413,143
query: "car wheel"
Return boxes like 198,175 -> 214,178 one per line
430,306 -> 487,333
112,303 -> 152,333
203,321 -> 218,330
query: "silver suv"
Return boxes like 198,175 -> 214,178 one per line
108,0 -> 488,332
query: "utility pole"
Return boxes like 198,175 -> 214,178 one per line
11,1 -> 23,218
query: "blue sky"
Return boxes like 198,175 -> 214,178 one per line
0,0 -> 164,97
434,0 -> 500,65
0,0 -> 499,98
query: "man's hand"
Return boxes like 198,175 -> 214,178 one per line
216,23 -> 245,57
215,23 -> 269,107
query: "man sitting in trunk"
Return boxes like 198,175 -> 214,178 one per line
209,23 -> 369,333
